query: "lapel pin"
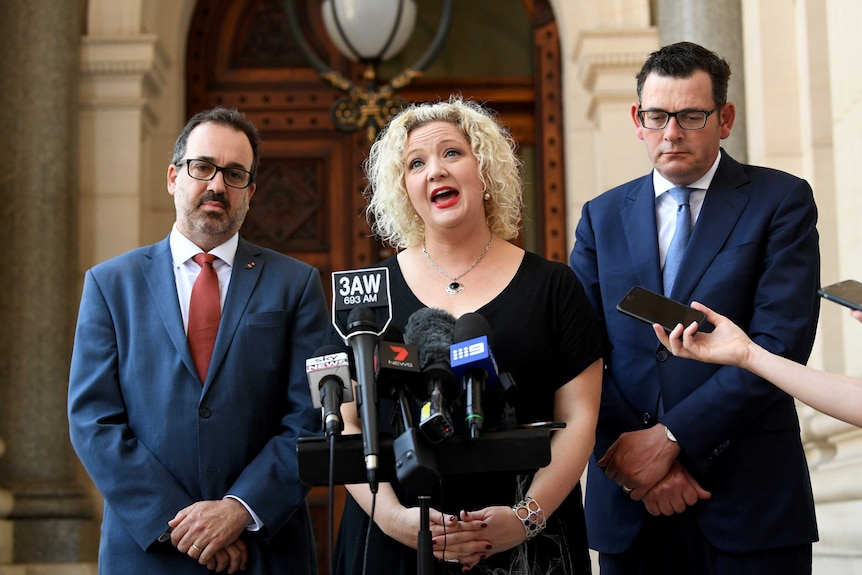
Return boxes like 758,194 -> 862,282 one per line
245,262 -> 256,269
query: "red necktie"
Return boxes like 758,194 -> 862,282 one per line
188,253 -> 220,382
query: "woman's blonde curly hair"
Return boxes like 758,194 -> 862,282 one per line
364,95 -> 524,249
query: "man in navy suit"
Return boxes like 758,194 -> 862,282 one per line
69,107 -> 328,574
570,42 -> 819,574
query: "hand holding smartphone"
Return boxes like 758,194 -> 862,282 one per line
616,286 -> 706,333
818,279 -> 862,312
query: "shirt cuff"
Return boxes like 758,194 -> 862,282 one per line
225,495 -> 263,531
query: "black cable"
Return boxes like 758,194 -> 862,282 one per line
328,433 -> 336,575
362,493 -> 376,575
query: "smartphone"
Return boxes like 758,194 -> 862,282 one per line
818,279 -> 862,312
616,286 -> 706,332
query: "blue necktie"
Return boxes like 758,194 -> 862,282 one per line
663,187 -> 692,295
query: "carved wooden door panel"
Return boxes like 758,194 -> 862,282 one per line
187,0 -> 377,294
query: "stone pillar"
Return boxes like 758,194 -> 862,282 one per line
0,0 -> 96,565
572,28 -> 658,197
657,0 -> 747,162
1,438 -> 13,566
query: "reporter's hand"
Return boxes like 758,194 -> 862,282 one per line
653,301 -> 753,369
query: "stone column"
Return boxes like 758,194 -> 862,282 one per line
0,438 -> 13,566
657,0 -> 747,162
0,0 -> 96,565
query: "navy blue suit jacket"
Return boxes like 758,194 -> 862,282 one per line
570,152 -> 820,554
69,235 -> 328,574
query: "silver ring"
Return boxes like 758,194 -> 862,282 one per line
445,558 -> 459,563
622,485 -> 633,494
191,544 -> 203,552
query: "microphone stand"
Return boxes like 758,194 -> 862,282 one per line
392,387 -> 438,575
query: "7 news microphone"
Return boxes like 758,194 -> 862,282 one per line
375,326 -> 423,436
450,312 -> 499,439
404,307 -> 458,444
345,306 -> 381,493
305,345 -> 354,437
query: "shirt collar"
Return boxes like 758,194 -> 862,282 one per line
653,150 -> 722,199
169,223 -> 239,268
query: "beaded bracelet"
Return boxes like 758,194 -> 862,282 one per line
511,496 -> 546,540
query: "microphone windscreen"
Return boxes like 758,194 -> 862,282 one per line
404,307 -> 456,368
453,312 -> 494,345
347,306 -> 377,331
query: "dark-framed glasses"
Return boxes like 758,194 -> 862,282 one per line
637,107 -> 718,130
178,158 -> 254,189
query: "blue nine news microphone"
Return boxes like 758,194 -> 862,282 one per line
450,312 -> 498,439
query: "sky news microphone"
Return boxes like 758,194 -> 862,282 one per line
345,306 -> 381,493
305,345 -> 354,438
451,312 -> 498,439
404,307 -> 457,444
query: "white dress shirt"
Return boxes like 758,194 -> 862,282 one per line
653,151 -> 722,269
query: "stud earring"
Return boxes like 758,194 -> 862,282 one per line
483,192 -> 491,201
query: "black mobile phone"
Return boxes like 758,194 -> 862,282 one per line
616,286 -> 706,332
818,279 -> 862,312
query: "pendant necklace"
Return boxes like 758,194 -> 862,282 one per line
422,235 -> 494,295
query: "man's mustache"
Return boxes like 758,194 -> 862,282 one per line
198,192 -> 229,210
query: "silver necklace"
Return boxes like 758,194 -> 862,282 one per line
422,235 -> 494,295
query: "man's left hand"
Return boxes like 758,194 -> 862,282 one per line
597,424 -> 681,498
169,498 -> 251,567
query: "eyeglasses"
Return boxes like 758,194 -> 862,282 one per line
637,107 -> 718,130
178,159 -> 254,189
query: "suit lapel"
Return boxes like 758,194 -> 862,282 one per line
204,238 -> 263,390
621,177 -> 664,293
140,237 -> 200,381
670,153 -> 751,302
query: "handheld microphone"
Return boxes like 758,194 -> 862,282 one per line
345,306 -> 381,493
331,267 -> 392,341
305,345 -> 354,437
450,313 -> 498,439
404,308 -> 458,444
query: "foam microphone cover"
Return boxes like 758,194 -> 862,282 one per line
453,312 -> 494,345
347,306 -> 377,332
404,307 -> 456,369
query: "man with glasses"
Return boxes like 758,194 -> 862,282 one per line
68,107 -> 328,574
570,42 -> 819,574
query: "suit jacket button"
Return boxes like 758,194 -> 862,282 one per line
656,350 -> 669,361
642,412 -> 651,425
199,407 -> 212,418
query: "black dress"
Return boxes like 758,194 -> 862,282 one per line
334,252 -> 603,575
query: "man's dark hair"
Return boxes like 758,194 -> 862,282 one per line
635,41 -> 731,107
171,106 -> 261,176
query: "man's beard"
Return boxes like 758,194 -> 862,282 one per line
187,192 -> 249,239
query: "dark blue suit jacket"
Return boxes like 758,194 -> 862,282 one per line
68,235 -> 328,574
570,152 -> 820,554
